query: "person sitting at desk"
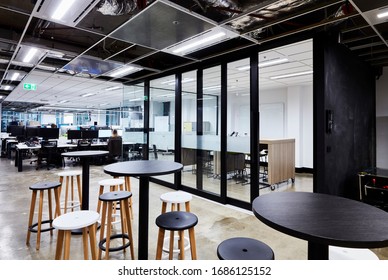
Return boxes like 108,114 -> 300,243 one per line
107,129 -> 122,163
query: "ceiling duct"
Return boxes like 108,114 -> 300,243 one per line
96,0 -> 149,16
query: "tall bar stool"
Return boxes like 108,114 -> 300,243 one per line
57,170 -> 82,213
98,191 -> 135,260
155,211 -> 198,260
217,237 -> 274,260
96,178 -> 125,214
160,191 -> 192,255
53,210 -> 99,260
26,181 -> 61,250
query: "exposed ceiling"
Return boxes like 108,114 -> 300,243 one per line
0,0 -> 387,112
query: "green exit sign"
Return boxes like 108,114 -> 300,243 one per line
23,83 -> 37,90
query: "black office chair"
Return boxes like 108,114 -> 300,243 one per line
77,139 -> 92,151
107,137 -> 122,163
128,143 -> 142,160
36,140 -> 58,170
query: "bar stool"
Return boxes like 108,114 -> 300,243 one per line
57,170 -> 82,213
155,211 -> 198,260
53,210 -> 99,260
98,191 -> 135,260
96,178 -> 125,214
217,237 -> 275,260
26,181 -> 61,250
160,191 -> 192,254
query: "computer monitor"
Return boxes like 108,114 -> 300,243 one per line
98,129 -> 111,139
25,126 -> 40,138
117,129 -> 123,136
81,130 -> 98,139
67,130 -> 82,140
7,125 -> 24,137
39,128 -> 59,140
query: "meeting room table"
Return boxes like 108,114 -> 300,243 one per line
252,191 -> 388,260
103,160 -> 184,260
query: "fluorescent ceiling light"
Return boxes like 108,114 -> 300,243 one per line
52,0 -> 76,20
237,58 -> 289,71
108,66 -> 140,78
203,85 -> 221,91
0,96 -> 3,99
377,11 -> 388,18
10,72 -> 20,81
23,48 -> 38,63
81,93 -> 96,97
4,86 -> 12,90
99,103 -> 110,106
173,32 -> 226,54
105,86 -> 122,91
129,98 -> 142,102
270,70 -> 313,80
58,100 -> 69,104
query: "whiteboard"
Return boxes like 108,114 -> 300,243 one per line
155,116 -> 169,132
260,103 -> 284,139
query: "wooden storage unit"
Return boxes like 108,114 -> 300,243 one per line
261,139 -> 295,186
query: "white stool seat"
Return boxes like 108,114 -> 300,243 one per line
57,170 -> 82,177
160,191 -> 192,204
98,178 -> 125,186
329,246 -> 379,260
53,210 -> 99,230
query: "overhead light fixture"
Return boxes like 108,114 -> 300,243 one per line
105,86 -> 122,91
203,85 -> 221,91
99,103 -> 110,106
173,32 -> 226,54
129,98 -> 142,102
52,0 -> 76,20
377,11 -> 388,18
237,58 -> 289,71
81,93 -> 96,97
10,72 -> 20,81
23,47 -> 38,63
107,66 -> 140,78
58,100 -> 69,104
3,86 -> 12,91
270,70 -> 313,80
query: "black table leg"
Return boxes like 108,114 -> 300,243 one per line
17,149 -> 23,172
81,157 -> 90,211
138,176 -> 149,260
308,242 -> 328,260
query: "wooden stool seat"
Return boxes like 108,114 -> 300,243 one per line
98,191 -> 135,260
155,211 -> 198,260
53,210 -> 99,260
26,181 -> 61,250
217,237 -> 275,260
57,170 -> 82,213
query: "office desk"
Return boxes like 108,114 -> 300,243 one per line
104,160 -> 183,259
252,192 -> 388,259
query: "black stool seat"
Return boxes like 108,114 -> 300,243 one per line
29,181 -> 61,190
99,190 -> 132,201
217,237 -> 274,260
156,211 -> 198,231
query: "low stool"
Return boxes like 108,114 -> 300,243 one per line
155,211 -> 198,260
217,237 -> 274,260
53,210 -> 99,260
26,181 -> 61,250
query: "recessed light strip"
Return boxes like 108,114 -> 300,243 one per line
23,48 -> 38,63
270,70 -> 313,80
81,93 -> 96,97
173,32 -> 226,54
377,11 -> 388,19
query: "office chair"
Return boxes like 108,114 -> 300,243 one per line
107,138 -> 122,163
77,139 -> 92,151
36,140 -> 58,170
128,143 -> 142,160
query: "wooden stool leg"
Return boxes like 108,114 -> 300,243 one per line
71,176 -> 74,211
161,202 -> 167,214
188,227 -> 197,260
55,230 -> 64,260
119,201 -> 127,251
123,198 -> 135,259
76,174 -> 82,208
82,227 -> 89,260
104,201 -> 114,260
156,228 -> 165,260
64,177 -> 69,213
97,185 -> 104,213
98,201 -> 108,260
54,188 -> 61,217
36,190 -> 44,250
179,230 -> 185,260
169,230 -> 175,260
125,176 -> 133,218
48,189 -> 53,236
88,223 -> 98,260
185,201 -> 191,212
63,231 -> 71,260
26,190 -> 37,245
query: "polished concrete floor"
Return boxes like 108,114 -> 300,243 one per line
0,155 -> 387,260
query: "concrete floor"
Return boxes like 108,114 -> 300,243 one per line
0,156 -> 387,260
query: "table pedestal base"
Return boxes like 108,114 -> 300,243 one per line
308,242 -> 328,260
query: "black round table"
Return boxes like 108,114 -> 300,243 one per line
104,160 -> 183,260
62,150 -> 109,211
252,192 -> 388,260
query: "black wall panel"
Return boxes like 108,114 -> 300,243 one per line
314,34 -> 376,199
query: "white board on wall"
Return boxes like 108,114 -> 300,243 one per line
155,116 -> 169,132
260,103 -> 284,139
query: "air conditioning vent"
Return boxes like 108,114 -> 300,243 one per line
33,0 -> 100,27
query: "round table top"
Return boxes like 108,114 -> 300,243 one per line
61,150 -> 108,158
252,192 -> 388,248
104,160 -> 183,177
